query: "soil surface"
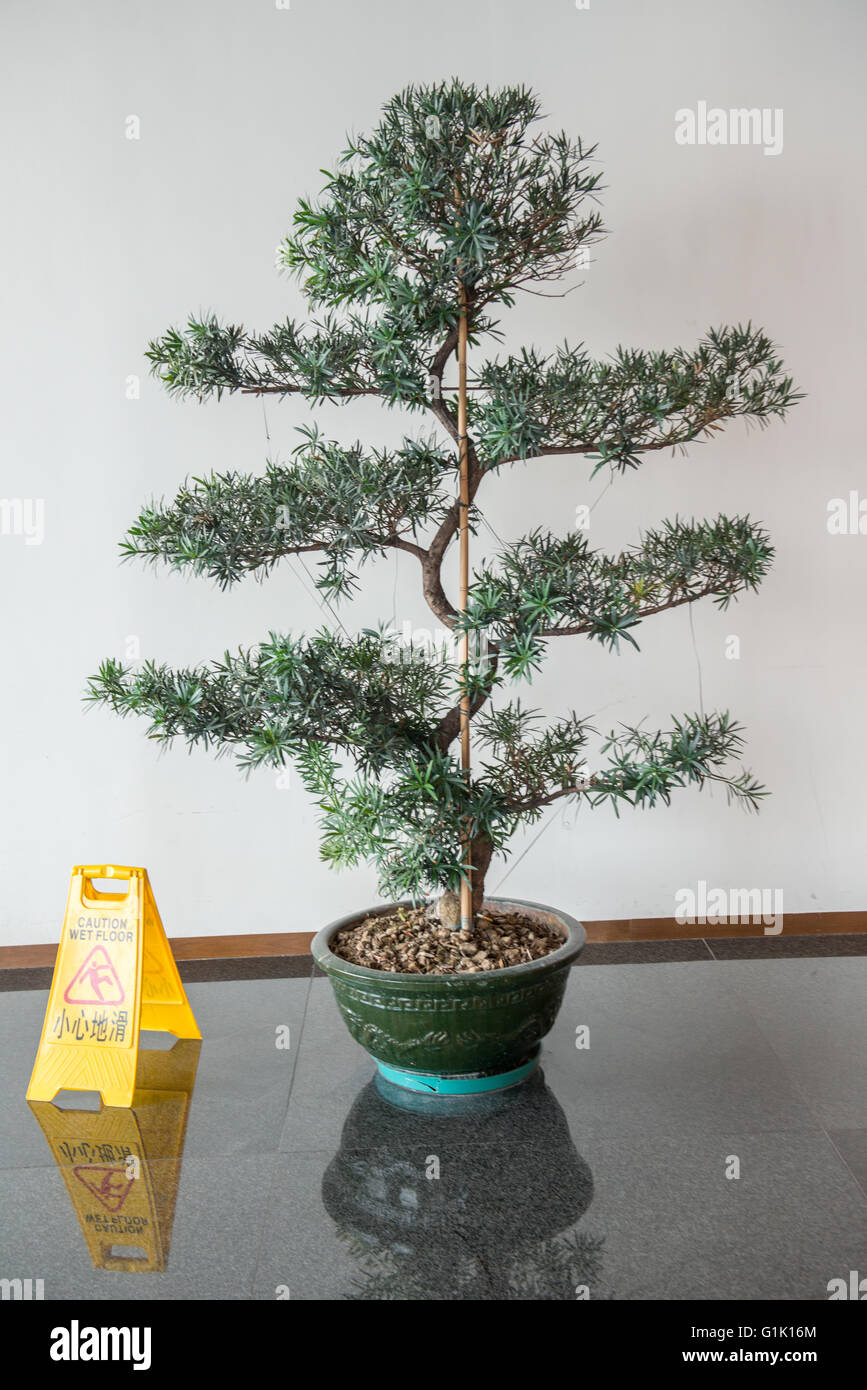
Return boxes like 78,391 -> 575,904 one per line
330,905 -> 565,975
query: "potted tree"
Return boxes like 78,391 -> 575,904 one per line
88,81 -> 800,1094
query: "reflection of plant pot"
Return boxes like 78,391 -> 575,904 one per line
322,1070 -> 601,1299
311,897 -> 585,1093
323,1069 -> 592,1246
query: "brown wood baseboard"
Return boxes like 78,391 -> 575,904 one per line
580,909 -> 867,942
2,909 -> 865,972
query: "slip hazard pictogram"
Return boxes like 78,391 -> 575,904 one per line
73,1164 -> 135,1212
63,946 -> 125,1006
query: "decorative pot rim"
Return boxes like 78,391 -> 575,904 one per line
311,895 -> 586,983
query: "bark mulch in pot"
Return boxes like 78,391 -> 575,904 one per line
330,903 -> 565,975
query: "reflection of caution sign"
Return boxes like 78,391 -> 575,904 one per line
26,865 -> 201,1108
64,948 -> 126,1005
73,1165 -> 135,1211
28,1039 -> 201,1273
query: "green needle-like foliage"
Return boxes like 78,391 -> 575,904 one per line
458,514 -> 774,675
472,327 -> 799,472
88,79 -> 801,920
121,426 -> 458,598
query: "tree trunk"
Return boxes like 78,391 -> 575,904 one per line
470,835 -> 494,920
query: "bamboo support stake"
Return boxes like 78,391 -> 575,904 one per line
457,280 -> 473,932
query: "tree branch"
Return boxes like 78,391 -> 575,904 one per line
536,580 -> 726,638
495,432 -> 711,469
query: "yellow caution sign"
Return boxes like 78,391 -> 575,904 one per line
28,1039 -> 201,1272
26,865 -> 201,1108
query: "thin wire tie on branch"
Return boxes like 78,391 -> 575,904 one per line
259,404 -> 351,639
687,602 -> 705,718
492,801 -> 570,895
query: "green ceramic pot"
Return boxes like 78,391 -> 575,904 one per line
311,897 -> 585,1093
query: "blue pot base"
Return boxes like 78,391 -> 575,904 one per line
373,1048 -> 540,1095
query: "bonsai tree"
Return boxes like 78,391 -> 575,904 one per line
88,81 -> 800,934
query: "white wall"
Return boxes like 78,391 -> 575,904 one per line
2,0 -> 865,946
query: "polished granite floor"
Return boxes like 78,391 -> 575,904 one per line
2,956 -> 866,1300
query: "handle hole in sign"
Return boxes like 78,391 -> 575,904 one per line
138,1030 -> 178,1052
109,1245 -> 147,1261
83,876 -> 131,903
51,1089 -> 103,1112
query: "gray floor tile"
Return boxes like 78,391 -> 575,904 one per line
826,1129 -> 867,1199
0,978 -> 311,1169
0,1153 -> 277,1300
279,981 -> 377,1153
3,955 -> 866,1300
257,1074 -> 600,1300
541,964 -> 821,1137
708,935 -> 867,960
179,978 -> 310,1157
256,1095 -> 867,1300
579,940 -> 714,964
581,1131 -> 867,1300
714,960 -> 867,1129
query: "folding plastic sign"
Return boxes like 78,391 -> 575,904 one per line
26,865 -> 201,1108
